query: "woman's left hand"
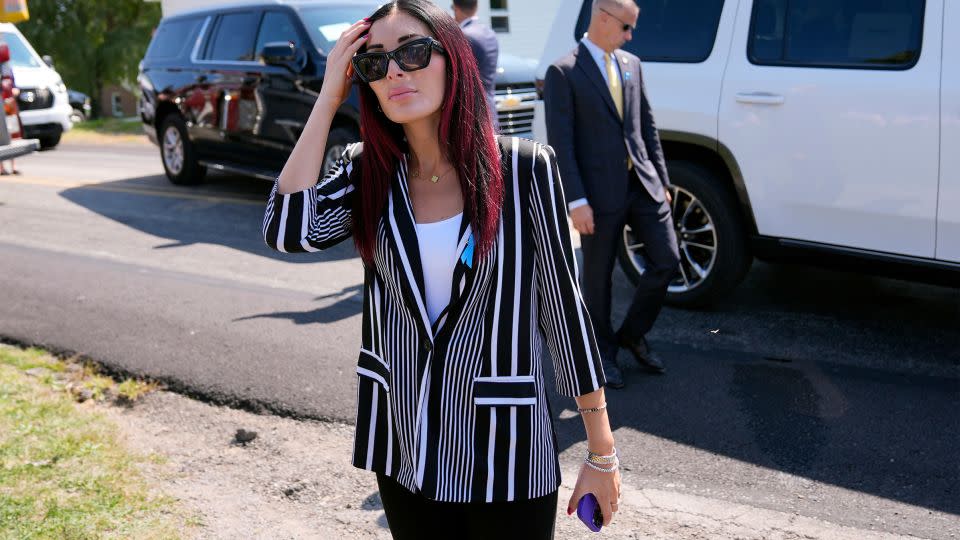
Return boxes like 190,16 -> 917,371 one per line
567,462 -> 622,526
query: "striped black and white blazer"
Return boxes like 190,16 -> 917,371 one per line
262,135 -> 605,503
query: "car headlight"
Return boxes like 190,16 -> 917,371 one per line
54,81 -> 67,94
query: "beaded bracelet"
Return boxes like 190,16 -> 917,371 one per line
587,447 -> 618,465
584,458 -> 619,473
577,403 -> 607,414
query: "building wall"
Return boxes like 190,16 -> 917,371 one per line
156,0 -> 563,60
99,84 -> 138,118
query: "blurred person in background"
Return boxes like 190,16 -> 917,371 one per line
1,44 -> 21,175
452,0 -> 499,129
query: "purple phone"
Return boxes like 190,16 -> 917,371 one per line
577,493 -> 603,532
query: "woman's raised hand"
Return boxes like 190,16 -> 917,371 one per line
318,19 -> 371,108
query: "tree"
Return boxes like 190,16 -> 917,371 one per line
17,0 -> 162,117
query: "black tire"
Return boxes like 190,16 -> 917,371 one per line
159,114 -> 206,185
322,126 -> 360,176
618,160 -> 752,307
39,133 -> 61,149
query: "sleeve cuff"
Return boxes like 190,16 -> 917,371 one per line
567,198 -> 588,211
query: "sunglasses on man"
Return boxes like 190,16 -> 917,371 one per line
599,6 -> 636,32
352,36 -> 447,83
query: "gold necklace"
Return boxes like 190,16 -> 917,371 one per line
411,161 -> 455,183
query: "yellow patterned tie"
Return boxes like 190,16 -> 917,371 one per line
605,53 -> 632,169
604,53 -> 623,118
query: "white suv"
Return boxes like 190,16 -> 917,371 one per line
0,23 -> 72,149
534,0 -> 959,305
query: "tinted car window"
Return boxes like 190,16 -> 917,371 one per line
299,6 -> 375,52
255,11 -> 300,57
0,32 -> 41,68
574,0 -> 725,63
146,17 -> 203,60
749,0 -> 925,69
206,12 -> 261,61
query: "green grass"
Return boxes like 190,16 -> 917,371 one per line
0,345 -> 188,539
70,117 -> 144,136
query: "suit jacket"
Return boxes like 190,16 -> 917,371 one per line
461,18 -> 500,128
263,136 -> 604,503
544,42 -> 670,213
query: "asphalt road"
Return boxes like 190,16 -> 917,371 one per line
1,140 -> 957,538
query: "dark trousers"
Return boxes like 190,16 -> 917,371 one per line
579,177 -> 680,362
376,473 -> 558,540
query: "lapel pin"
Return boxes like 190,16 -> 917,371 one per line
624,71 -> 632,81
460,234 -> 475,269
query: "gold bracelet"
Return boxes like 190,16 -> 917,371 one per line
577,403 -> 607,414
586,447 -> 618,465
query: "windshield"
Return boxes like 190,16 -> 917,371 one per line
1,32 -> 42,68
299,6 -> 374,53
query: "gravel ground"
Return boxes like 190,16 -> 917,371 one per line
97,389 -> 926,540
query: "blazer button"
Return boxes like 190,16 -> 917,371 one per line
423,342 -> 433,352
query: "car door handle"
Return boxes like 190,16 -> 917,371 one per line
735,92 -> 785,105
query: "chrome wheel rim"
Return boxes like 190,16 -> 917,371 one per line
622,186 -> 718,294
162,125 -> 184,176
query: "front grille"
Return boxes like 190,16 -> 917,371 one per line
17,87 -> 54,111
495,83 -> 538,136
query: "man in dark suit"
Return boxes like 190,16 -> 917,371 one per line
544,0 -> 679,388
452,0 -> 499,129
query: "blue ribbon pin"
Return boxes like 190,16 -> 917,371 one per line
624,71 -> 632,81
460,234 -> 475,268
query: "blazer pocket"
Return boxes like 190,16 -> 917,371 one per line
473,375 -> 537,407
357,348 -> 390,392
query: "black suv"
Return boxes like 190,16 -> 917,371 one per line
139,1 -> 540,186
139,1 -> 381,185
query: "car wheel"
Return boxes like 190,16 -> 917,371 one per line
159,114 -> 206,185
39,133 -> 62,149
69,109 -> 86,124
322,126 -> 360,176
618,160 -> 751,307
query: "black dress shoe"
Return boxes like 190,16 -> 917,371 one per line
601,359 -> 625,389
618,335 -> 666,374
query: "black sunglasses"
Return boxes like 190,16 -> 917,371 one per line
599,7 -> 636,32
352,37 -> 446,83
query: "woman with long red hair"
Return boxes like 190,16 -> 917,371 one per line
263,1 -> 620,537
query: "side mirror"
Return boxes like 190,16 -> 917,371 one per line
0,43 -> 9,64
260,42 -> 301,71
42,54 -> 54,68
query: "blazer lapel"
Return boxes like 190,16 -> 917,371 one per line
385,156 -> 434,342
574,42 -> 620,122
617,51 -> 637,127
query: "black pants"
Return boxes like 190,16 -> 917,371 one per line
376,473 -> 558,540
579,178 -> 680,362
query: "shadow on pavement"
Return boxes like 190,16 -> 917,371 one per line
58,171 -> 360,264
549,344 -> 960,517
234,285 -> 364,326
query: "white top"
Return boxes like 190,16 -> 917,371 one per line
415,212 -> 463,325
